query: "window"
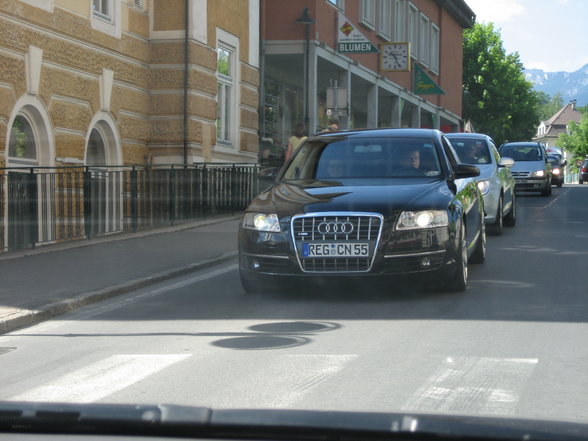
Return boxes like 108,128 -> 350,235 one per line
419,14 -> 430,66
394,0 -> 406,41
378,0 -> 392,40
360,0 -> 376,29
408,3 -> 418,58
430,23 -> 439,73
217,45 -> 234,144
93,0 -> 111,21
9,115 -> 37,161
91,0 -> 120,37
327,0 -> 345,10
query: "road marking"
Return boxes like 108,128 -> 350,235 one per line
542,188 -> 569,209
402,357 -> 537,415
10,354 -> 190,403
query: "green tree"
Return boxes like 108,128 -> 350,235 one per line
538,92 -> 564,121
558,113 -> 588,162
462,23 -> 542,145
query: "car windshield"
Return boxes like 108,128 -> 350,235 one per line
281,137 -> 442,181
448,138 -> 492,164
500,145 -> 544,161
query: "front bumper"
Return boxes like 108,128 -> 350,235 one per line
238,223 -> 456,279
513,177 -> 549,191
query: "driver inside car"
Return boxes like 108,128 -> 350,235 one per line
397,148 -> 421,170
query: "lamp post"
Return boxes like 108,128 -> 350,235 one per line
296,8 -> 314,133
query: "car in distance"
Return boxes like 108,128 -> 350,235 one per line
446,133 -> 516,235
578,158 -> 588,184
498,142 -> 552,196
239,128 -> 486,294
547,154 -> 565,187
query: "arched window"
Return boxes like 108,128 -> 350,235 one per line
8,115 -> 37,163
87,128 -> 107,166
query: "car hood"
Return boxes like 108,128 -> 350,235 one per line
2,402 -> 588,441
247,178 -> 454,219
510,160 -> 546,173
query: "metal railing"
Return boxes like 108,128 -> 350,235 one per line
0,163 -> 268,252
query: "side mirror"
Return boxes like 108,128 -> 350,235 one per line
499,157 -> 515,168
454,163 -> 480,179
258,166 -> 279,181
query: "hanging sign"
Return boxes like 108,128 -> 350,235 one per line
336,12 -> 379,54
413,64 -> 445,95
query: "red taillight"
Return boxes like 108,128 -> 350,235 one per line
583,167 -> 588,173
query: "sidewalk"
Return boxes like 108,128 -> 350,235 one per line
0,215 -> 240,334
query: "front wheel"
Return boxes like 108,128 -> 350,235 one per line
444,223 -> 468,292
541,182 -> 552,196
504,193 -> 516,227
487,197 -> 503,236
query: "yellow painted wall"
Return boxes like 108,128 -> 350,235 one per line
208,0 -> 249,62
55,0 -> 90,16
153,0 -> 184,31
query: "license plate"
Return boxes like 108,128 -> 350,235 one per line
302,242 -> 369,258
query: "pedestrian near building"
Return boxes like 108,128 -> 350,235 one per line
285,123 -> 307,161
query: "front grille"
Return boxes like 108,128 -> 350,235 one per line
512,171 -> 531,178
292,213 -> 383,273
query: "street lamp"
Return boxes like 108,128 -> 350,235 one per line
296,7 -> 314,133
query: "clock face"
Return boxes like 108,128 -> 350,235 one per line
381,43 -> 410,71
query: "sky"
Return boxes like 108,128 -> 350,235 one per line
464,0 -> 588,73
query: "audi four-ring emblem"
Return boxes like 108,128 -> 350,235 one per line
317,221 -> 354,235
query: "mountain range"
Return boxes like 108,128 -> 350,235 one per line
524,63 -> 588,107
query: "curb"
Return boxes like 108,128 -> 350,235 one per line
0,251 -> 238,335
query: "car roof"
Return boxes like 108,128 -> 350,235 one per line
445,132 -> 491,140
500,141 -> 542,147
312,128 -> 443,139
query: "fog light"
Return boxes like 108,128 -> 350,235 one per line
252,260 -> 261,270
420,257 -> 432,268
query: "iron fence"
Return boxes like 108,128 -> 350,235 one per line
0,163 -> 269,252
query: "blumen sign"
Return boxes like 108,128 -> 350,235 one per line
336,12 -> 379,54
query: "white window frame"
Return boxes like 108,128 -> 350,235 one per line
378,0 -> 392,40
91,0 -> 121,38
408,2 -> 418,58
430,23 -> 439,74
419,13 -> 430,67
327,0 -> 345,11
360,0 -> 376,30
394,0 -> 406,41
216,29 -> 240,149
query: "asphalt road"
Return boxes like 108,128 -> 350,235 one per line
1,185 -> 588,424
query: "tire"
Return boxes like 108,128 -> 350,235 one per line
444,222 -> 468,292
541,182 -> 551,196
487,196 -> 503,236
470,219 -> 486,264
504,193 -> 516,227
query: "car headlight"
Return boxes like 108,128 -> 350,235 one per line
477,180 -> 490,195
242,213 -> 281,232
532,170 -> 545,177
552,168 -> 561,175
396,210 -> 449,230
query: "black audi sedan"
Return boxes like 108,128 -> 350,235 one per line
239,128 -> 486,293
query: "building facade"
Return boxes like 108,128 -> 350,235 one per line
0,0 -> 260,168
260,0 -> 474,154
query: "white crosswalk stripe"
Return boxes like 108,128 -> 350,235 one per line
402,356 -> 538,415
11,354 -> 191,403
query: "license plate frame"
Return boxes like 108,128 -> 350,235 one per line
302,242 -> 370,258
